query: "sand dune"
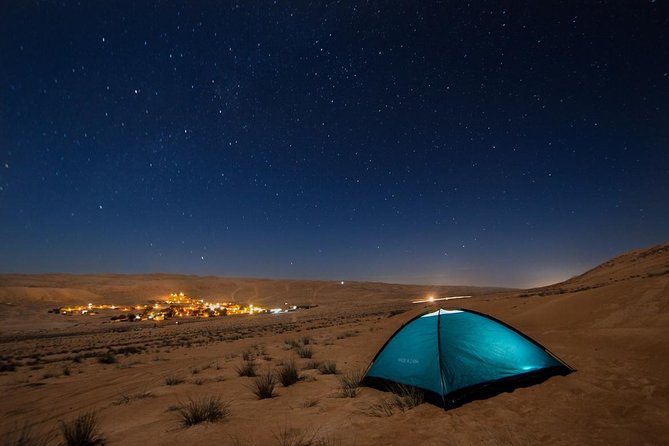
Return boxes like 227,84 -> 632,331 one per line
1,242 -> 668,444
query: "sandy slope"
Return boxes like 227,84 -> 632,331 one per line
1,242 -> 668,445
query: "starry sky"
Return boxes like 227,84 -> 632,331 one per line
1,2 -> 668,288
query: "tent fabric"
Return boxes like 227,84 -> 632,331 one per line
364,308 -> 572,407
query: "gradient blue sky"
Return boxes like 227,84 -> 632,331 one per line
1,1 -> 668,287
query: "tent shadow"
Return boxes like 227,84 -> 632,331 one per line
364,366 -> 574,410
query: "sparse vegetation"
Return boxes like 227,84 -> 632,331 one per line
115,346 -> 142,356
302,360 -> 321,370
274,426 -> 318,446
301,397 -> 319,408
165,374 -> 184,386
386,309 -> 407,317
296,346 -> 313,359
318,361 -> 338,375
368,398 -> 396,417
273,426 -> 338,446
236,360 -> 257,377
60,412 -> 105,446
390,384 -> 424,410
1,423 -> 51,446
113,390 -> 154,406
336,330 -> 358,340
0,361 -> 17,372
277,361 -> 300,387
175,396 -> 230,427
367,384 -> 424,416
96,351 -> 116,364
339,369 -> 364,398
252,370 -> 277,399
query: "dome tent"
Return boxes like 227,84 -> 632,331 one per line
363,308 -> 573,408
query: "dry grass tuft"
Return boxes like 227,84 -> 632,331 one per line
252,370 -> 277,399
367,384 -> 424,416
338,369 -> 364,398
236,360 -> 258,377
175,396 -> 230,427
273,425 -> 340,446
296,346 -> 313,359
113,390 -> 154,405
164,374 -> 184,386
301,397 -> 319,408
318,361 -> 338,375
60,412 -> 105,446
273,426 -> 318,446
390,384 -> 424,410
96,351 -> 116,364
277,361 -> 300,387
302,360 -> 321,370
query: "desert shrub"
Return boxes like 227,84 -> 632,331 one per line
236,360 -> 257,377
96,351 -> 116,365
339,369 -> 364,398
277,361 -> 300,387
175,396 -> 230,427
241,349 -> 254,361
252,370 -> 276,399
296,346 -> 313,359
284,339 -> 300,349
298,336 -> 312,345
60,412 -> 104,446
164,375 -> 184,386
318,361 -> 338,375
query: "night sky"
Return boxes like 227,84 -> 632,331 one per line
1,2 -> 668,288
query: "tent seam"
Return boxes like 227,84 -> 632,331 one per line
436,309 -> 447,408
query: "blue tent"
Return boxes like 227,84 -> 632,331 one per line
364,309 -> 572,408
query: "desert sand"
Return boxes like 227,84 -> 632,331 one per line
1,242 -> 668,445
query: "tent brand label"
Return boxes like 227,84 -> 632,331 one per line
397,357 -> 419,364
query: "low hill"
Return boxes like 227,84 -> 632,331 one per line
524,241 -> 669,296
0,273 -> 510,308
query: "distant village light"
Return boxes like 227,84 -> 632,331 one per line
54,292 -> 271,320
